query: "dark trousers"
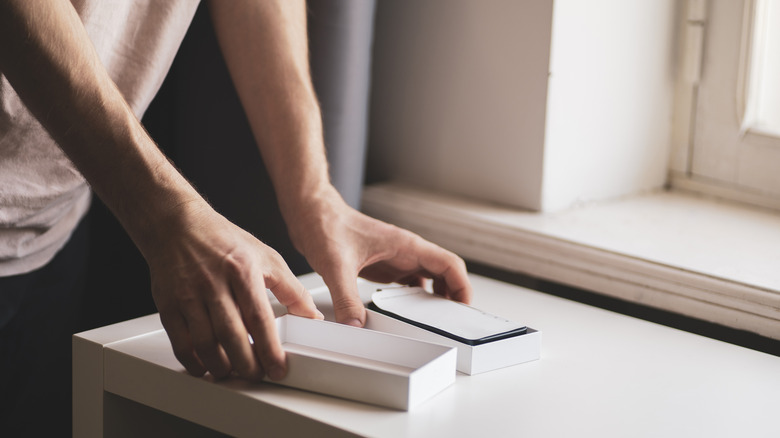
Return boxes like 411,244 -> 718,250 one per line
0,218 -> 89,436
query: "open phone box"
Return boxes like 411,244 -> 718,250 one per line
364,288 -> 541,375
264,314 -> 457,410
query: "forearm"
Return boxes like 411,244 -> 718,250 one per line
207,0 -> 472,325
207,0 -> 335,222
0,0 -> 328,382
0,0 -> 203,259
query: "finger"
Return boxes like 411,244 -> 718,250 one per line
230,261 -> 288,381
321,265 -> 366,327
264,252 -> 323,320
398,274 -> 425,288
358,263 -> 404,284
180,292 -> 232,379
359,263 -> 425,287
158,310 -> 207,377
433,276 -> 447,297
415,239 -> 473,304
207,289 -> 263,382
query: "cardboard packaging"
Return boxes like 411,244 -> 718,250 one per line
364,293 -> 541,376
266,315 -> 457,410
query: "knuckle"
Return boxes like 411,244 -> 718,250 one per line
267,250 -> 287,270
172,345 -> 195,363
223,250 -> 248,276
242,306 -> 269,329
209,366 -> 231,380
332,295 -> 361,312
192,336 -> 217,354
233,360 -> 260,381
253,336 -> 274,359
211,322 -> 234,344
389,226 -> 414,247
174,286 -> 204,308
452,254 -> 467,271
186,288 -> 210,307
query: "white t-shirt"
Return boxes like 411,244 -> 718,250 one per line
0,0 -> 200,276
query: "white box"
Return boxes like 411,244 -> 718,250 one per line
266,315 -> 457,410
364,309 -> 541,375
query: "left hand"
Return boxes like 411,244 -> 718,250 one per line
287,188 -> 473,327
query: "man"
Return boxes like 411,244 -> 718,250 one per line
0,0 -> 472,434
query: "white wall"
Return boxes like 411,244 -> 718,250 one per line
367,0 -> 678,212
541,0 -> 677,211
367,0 -> 553,210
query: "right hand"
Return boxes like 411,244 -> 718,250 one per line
147,201 -> 323,382
286,188 -> 472,328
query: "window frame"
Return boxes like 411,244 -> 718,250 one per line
670,0 -> 780,210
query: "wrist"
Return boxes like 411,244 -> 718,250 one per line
278,179 -> 341,219
280,184 -> 346,251
123,188 -> 209,263
93,133 -> 209,262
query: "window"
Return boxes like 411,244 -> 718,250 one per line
743,0 -> 780,136
670,0 -> 780,209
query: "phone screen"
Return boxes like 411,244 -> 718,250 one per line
370,288 -> 527,345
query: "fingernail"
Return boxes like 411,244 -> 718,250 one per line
268,363 -> 286,381
315,310 -> 325,320
345,319 -> 362,328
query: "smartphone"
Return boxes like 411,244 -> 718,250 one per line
369,287 -> 527,346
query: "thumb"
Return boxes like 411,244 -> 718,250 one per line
323,268 -> 366,327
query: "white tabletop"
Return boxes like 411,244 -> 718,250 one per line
74,273 -> 780,437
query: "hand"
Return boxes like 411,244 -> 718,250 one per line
288,189 -> 472,327
147,201 -> 323,381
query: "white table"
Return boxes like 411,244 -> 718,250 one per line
73,273 -> 780,437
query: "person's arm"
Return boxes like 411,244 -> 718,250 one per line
208,0 -> 473,327
0,0 -> 321,381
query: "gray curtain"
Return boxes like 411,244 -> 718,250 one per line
308,0 -> 376,209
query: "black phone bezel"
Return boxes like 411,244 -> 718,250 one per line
367,301 -> 527,346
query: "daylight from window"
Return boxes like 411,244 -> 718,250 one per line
744,0 -> 780,136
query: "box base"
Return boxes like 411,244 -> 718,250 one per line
365,309 -> 540,375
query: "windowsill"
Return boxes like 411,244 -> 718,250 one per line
361,182 -> 780,340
